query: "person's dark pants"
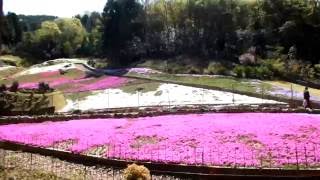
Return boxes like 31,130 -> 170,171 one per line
306,99 -> 312,109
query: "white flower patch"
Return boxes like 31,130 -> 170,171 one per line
16,63 -> 77,76
61,83 -> 283,112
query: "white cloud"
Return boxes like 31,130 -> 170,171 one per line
4,0 -> 107,17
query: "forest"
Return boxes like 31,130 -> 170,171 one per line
1,0 -> 320,81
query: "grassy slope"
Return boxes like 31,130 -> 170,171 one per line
0,55 -> 28,67
126,72 -> 271,94
266,81 -> 320,98
120,80 -> 161,94
124,71 -> 320,105
0,67 -> 24,79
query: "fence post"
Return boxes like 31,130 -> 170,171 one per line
202,148 -> 204,165
251,149 -> 254,167
234,147 -> 237,168
261,84 -> 264,104
304,146 -> 308,169
107,88 -> 110,108
295,145 -> 299,170
30,152 -> 33,170
202,88 -> 205,104
232,84 -> 235,104
193,147 -> 196,164
313,143 -> 317,163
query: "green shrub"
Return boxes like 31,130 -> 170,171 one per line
233,65 -> 274,79
0,84 -> 7,92
261,59 -> 286,77
300,64 -> 316,79
315,64 -> 320,77
204,62 -> 228,75
38,82 -> 51,93
233,65 -> 247,78
315,64 -> 320,72
123,164 -> 151,180
255,66 -> 273,79
186,65 -> 202,74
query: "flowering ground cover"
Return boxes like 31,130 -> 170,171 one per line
0,69 -> 130,93
122,71 -> 320,104
0,113 -> 319,169
62,83 -> 281,112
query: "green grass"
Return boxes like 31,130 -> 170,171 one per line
64,69 -> 86,79
127,72 -> 272,94
120,81 -> 161,94
0,67 -> 24,80
65,91 -> 98,101
0,55 -> 31,67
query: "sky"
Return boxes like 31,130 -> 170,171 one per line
3,0 -> 107,17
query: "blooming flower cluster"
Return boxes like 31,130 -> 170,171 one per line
70,76 -> 129,92
0,113 -> 319,168
18,71 -> 129,92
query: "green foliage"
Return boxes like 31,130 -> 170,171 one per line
20,18 -> 86,60
2,0 -> 320,83
56,18 -> 86,56
102,0 -> 145,65
204,62 -> 229,75
38,82 -> 52,93
233,64 -> 273,80
9,81 -> 19,92
315,64 -> 320,77
1,12 -> 23,46
261,59 -> 286,77
0,84 -> 6,92
18,15 -> 57,31
0,55 -> 30,66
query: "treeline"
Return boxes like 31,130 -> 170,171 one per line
1,0 -> 320,68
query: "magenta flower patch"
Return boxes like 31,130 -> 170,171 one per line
69,76 -> 129,92
0,113 -> 319,168
19,72 -> 129,92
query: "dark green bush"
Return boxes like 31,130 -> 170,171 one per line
0,84 -> 7,92
204,62 -> 228,75
9,81 -> 19,92
38,82 -> 51,93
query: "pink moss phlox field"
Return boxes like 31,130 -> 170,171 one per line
19,73 -> 128,92
71,76 -> 129,92
0,113 -> 320,168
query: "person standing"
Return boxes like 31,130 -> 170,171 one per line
303,87 -> 312,109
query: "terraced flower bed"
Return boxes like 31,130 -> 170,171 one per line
1,69 -> 131,93
0,113 -> 320,169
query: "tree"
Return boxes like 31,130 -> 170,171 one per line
0,0 -> 3,51
102,0 -> 145,65
31,21 -> 62,59
1,12 -> 23,46
21,18 -> 86,60
56,18 -> 86,57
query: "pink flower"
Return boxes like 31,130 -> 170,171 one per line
0,113 -> 319,168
